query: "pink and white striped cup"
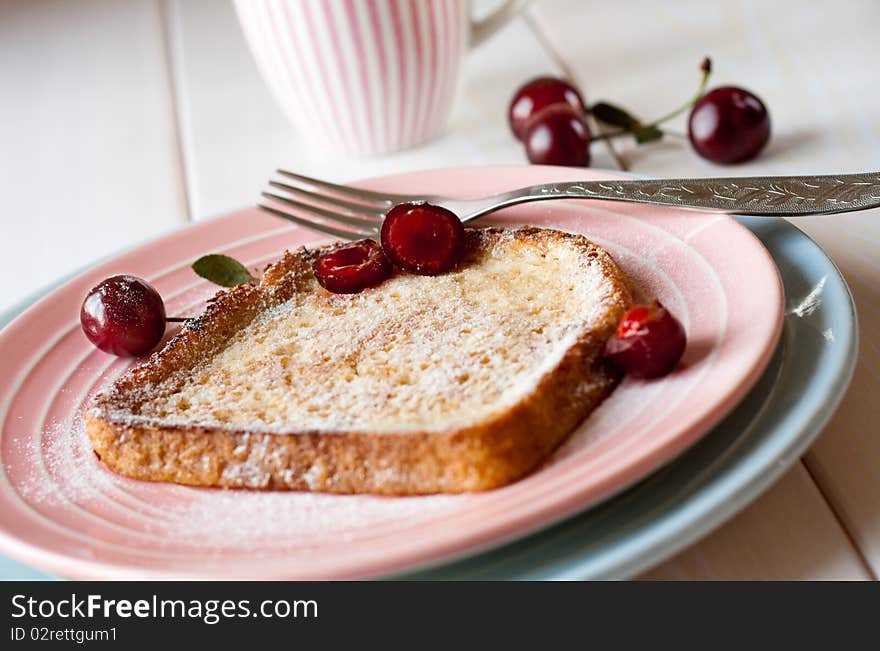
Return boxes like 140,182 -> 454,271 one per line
234,0 -> 526,155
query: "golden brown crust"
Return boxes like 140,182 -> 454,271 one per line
86,227 -> 632,494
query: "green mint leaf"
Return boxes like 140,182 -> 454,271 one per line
591,102 -> 641,129
634,124 -> 664,144
192,254 -> 255,287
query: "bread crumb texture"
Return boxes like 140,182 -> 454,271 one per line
88,227 -> 632,493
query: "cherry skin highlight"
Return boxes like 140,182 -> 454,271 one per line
508,76 -> 586,141
688,86 -> 770,164
524,105 -> 591,167
603,300 -> 687,379
80,275 -> 167,357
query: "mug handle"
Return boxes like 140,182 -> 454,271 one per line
470,0 -> 530,48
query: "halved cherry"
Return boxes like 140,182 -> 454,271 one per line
312,239 -> 392,294
380,202 -> 465,275
603,300 -> 687,379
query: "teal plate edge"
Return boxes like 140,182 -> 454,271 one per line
0,217 -> 858,580
397,216 -> 858,579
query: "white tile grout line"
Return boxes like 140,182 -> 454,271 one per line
521,6 -> 629,172
523,5 -> 874,581
801,455 -> 879,580
157,0 -> 196,222
147,1 -> 873,579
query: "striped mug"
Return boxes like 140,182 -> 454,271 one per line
234,0 -> 527,155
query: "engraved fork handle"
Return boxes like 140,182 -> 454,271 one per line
472,172 -> 880,218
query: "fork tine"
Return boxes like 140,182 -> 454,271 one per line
268,180 -> 385,219
258,203 -> 374,241
276,169 -> 401,207
261,191 -> 379,229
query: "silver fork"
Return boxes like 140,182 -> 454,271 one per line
259,169 -> 880,241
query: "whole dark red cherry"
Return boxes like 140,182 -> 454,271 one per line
509,76 -> 586,141
603,301 -> 687,379
80,275 -> 166,357
380,202 -> 464,275
688,86 -> 770,164
524,105 -> 591,167
312,239 -> 392,294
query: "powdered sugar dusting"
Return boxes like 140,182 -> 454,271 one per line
5,229 -> 631,556
16,413 -> 464,552
129,230 -> 618,434
0,164 -> 784,578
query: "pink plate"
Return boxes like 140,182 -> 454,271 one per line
0,166 -> 783,579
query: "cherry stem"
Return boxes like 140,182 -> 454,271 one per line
647,58 -> 712,126
593,58 -> 712,142
165,317 -> 191,323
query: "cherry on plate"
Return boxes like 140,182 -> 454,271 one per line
603,300 -> 687,379
524,105 -> 591,167
312,239 -> 393,294
688,86 -> 770,164
80,275 -> 167,357
380,202 -> 465,275
508,76 -> 586,141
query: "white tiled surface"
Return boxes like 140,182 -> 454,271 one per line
0,0 -> 877,580
0,0 -> 189,309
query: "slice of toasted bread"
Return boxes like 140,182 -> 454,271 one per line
86,227 -> 632,494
